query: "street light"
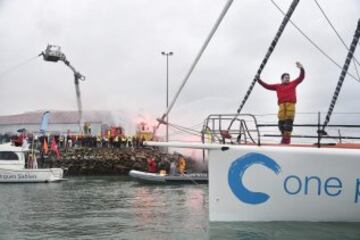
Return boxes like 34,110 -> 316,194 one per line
161,51 -> 173,148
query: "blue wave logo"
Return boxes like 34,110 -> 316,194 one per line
228,152 -> 281,204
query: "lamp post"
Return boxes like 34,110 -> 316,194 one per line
161,51 -> 173,149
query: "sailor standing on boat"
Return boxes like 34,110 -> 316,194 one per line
257,62 -> 305,144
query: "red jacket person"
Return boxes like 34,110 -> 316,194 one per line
257,62 -> 305,144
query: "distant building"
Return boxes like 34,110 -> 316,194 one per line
0,110 -> 115,136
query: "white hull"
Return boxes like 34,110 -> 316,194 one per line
129,170 -> 208,183
209,145 -> 360,222
0,168 -> 64,183
0,143 -> 65,183
145,141 -> 360,222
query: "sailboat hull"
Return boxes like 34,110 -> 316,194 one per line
144,141 -> 360,222
129,170 -> 208,184
209,145 -> 360,222
0,168 -> 64,183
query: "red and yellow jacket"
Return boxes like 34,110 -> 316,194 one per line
258,68 -> 305,105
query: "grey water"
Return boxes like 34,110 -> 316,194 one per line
0,176 -> 360,240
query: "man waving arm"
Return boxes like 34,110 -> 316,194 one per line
293,62 -> 305,85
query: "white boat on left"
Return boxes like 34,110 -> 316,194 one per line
0,143 -> 64,183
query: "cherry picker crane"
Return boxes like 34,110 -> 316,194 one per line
40,44 -> 85,133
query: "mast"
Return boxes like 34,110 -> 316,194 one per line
155,0 -> 234,132
321,19 -> 360,134
227,0 -> 300,130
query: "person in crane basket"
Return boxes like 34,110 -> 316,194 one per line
257,62 -> 305,144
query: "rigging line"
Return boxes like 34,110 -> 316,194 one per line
176,126 -> 202,136
167,126 -> 201,136
155,120 -> 203,139
156,0 -> 234,129
166,124 -> 202,136
233,0 -> 300,118
270,0 -> 360,83
166,120 -> 204,134
165,130 -> 202,139
322,19 -> 360,131
171,121 -> 204,130
313,0 -> 360,80
167,123 -> 199,135
223,0 -> 301,134
166,130 -> 191,137
313,0 -> 360,66
168,123 -> 202,136
0,55 -> 40,80
355,60 -> 360,81
162,130 -> 200,139
166,129 -> 203,140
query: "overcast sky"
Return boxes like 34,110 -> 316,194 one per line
0,0 -> 359,137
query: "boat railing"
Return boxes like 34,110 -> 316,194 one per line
201,112 -> 360,147
201,113 -> 261,145
260,124 -> 360,147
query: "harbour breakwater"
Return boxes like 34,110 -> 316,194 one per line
41,147 -> 198,176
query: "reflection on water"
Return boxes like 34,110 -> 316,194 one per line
130,183 -> 208,239
0,176 -> 359,240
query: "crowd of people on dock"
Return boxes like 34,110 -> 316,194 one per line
0,131 -> 195,175
0,131 -> 156,167
0,132 -> 150,151
44,134 -> 148,150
